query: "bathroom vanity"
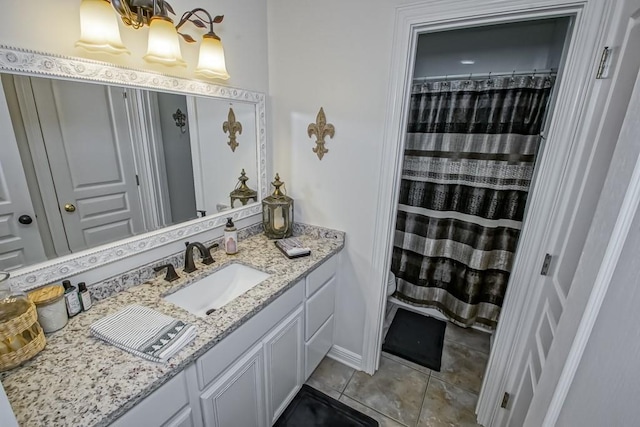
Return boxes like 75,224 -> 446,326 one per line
1,227 -> 343,427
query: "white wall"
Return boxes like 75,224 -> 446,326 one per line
189,97 -> 258,214
413,18 -> 570,78
267,0 -> 416,357
0,0 -> 269,93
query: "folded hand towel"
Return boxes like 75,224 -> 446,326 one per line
90,305 -> 196,363
275,237 -> 311,258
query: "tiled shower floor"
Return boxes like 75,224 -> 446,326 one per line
305,304 -> 491,427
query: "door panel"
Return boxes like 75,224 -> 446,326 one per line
200,343 -> 266,427
0,80 -> 46,270
263,306 -> 304,425
504,2 -> 640,425
29,78 -> 145,252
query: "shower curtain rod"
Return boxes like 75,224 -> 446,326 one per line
413,68 -> 556,82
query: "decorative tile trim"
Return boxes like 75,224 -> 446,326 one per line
0,45 -> 268,292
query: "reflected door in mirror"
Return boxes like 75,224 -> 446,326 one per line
16,77 -> 145,255
0,78 -> 47,271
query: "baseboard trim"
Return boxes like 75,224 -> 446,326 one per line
327,345 -> 363,371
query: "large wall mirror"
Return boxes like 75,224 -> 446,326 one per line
0,46 -> 267,290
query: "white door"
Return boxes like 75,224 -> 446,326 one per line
26,77 -> 145,253
500,2 -> 640,425
0,79 -> 46,270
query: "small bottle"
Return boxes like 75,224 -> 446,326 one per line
78,282 -> 92,311
224,217 -> 238,255
63,280 -> 82,317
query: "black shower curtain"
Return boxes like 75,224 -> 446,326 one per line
391,75 -> 555,329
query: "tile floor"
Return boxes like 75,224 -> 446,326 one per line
305,306 -> 491,427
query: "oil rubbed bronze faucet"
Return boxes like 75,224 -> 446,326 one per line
184,241 -> 215,273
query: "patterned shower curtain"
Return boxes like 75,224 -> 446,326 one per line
391,75 -> 555,329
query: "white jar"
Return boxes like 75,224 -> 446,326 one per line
29,285 -> 68,333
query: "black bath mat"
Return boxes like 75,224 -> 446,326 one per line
275,384 -> 378,427
382,308 -> 446,371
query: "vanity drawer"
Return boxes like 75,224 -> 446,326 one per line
305,277 -> 335,340
304,315 -> 334,379
110,370 -> 189,427
306,254 -> 337,297
196,279 -> 304,389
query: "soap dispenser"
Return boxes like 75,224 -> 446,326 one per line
224,217 -> 238,255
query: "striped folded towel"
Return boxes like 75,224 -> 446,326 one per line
90,305 -> 197,363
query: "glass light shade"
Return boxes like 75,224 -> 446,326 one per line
195,34 -> 230,80
144,16 -> 186,67
76,0 -> 129,55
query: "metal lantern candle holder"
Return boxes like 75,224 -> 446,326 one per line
262,174 -> 293,239
230,169 -> 257,208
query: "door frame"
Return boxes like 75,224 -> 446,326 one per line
365,0 -> 613,425
12,75 -> 70,257
124,88 -> 173,231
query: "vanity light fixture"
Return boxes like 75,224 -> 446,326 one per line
77,0 -> 229,79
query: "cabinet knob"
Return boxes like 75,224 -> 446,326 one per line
64,203 -> 76,213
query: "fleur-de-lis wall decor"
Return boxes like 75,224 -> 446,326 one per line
307,107 -> 335,160
173,108 -> 187,133
223,107 -> 243,152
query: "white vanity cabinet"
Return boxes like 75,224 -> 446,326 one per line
263,305 -> 304,424
110,368 -> 200,427
304,255 -> 337,379
196,279 -> 305,427
109,253 -> 339,427
199,305 -> 305,427
200,341 -> 266,427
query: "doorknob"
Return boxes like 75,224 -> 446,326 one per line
64,203 -> 76,213
18,215 -> 33,225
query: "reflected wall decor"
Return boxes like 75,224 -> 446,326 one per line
223,107 -> 243,152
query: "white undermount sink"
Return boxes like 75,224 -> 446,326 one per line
164,264 -> 271,317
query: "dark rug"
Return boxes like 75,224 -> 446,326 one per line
382,308 -> 446,371
274,384 -> 378,427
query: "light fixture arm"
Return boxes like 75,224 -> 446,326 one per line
176,8 -> 224,41
110,0 -> 175,28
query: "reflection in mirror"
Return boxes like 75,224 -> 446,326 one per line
0,75 -> 259,272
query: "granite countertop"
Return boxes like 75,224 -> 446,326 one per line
2,227 -> 344,427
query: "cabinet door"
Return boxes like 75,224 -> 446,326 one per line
110,371 -> 191,427
164,407 -> 197,427
200,342 -> 266,427
263,305 -> 304,425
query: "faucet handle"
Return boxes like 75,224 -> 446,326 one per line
153,264 -> 180,282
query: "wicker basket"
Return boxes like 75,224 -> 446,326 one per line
0,301 -> 46,371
